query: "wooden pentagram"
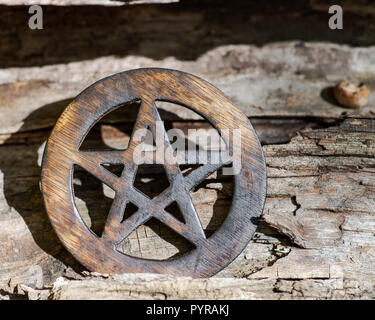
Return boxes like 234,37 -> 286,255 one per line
41,68 -> 266,278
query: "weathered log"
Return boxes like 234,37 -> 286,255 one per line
10,272 -> 375,300
0,41 -> 374,299
46,273 -> 375,300
2,1 -> 375,69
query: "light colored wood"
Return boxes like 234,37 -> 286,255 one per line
13,272 -> 375,300
1,42 -> 374,136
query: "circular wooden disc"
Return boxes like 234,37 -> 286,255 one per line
41,68 -> 266,278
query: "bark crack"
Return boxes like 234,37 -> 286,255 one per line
291,196 -> 301,216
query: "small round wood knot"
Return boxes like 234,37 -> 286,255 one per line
41,68 -> 266,278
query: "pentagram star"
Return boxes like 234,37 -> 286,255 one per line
73,97 -> 228,247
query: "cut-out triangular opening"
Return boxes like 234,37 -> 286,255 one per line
179,164 -> 203,177
155,100 -> 228,154
115,217 -> 195,260
100,163 -> 124,177
79,100 -> 141,151
72,164 -> 114,238
121,201 -> 139,223
189,164 -> 234,238
164,201 -> 185,223
133,164 -> 170,198
155,101 -> 205,121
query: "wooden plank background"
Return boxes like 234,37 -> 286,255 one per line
0,1 -> 375,299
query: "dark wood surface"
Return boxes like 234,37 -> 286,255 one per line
41,68 -> 266,278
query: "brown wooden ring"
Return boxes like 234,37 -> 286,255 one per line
41,68 -> 266,278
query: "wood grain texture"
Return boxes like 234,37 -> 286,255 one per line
47,273 -> 375,300
3,1 -> 375,68
0,41 -> 375,299
41,68 -> 267,278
